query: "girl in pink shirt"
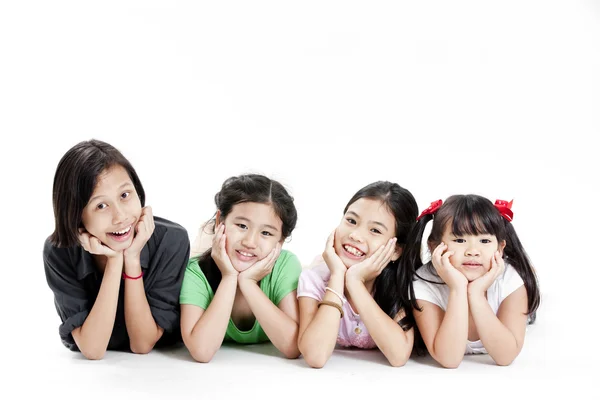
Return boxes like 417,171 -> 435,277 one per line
297,181 -> 418,368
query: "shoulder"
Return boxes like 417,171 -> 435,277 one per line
413,264 -> 442,284
153,216 -> 189,241
297,259 -> 328,298
500,263 -> 522,282
184,257 -> 210,282
43,237 -> 79,272
299,260 -> 330,285
146,216 -> 190,256
496,263 -> 524,299
269,249 -> 302,282
412,264 -> 447,304
275,249 -> 301,269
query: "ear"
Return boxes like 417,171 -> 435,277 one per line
215,210 -> 222,227
499,239 -> 506,256
391,244 -> 403,262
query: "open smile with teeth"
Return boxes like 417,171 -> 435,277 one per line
343,245 -> 365,257
110,226 -> 132,236
236,250 -> 256,258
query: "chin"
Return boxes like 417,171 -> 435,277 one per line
233,263 -> 252,273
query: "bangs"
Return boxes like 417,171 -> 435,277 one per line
449,202 -> 501,237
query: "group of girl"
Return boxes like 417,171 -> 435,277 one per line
44,140 -> 540,368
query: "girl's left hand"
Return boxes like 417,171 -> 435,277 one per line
124,206 -> 155,259
238,243 -> 282,284
467,251 -> 505,297
346,238 -> 396,284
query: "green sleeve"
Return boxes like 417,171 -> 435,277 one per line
271,250 -> 302,305
179,258 -> 213,309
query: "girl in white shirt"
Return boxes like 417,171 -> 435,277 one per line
400,195 -> 540,368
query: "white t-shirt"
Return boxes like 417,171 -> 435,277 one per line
412,263 -> 524,354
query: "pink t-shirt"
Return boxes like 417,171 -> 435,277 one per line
297,261 -> 377,349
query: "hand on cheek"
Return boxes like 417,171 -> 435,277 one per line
78,228 -> 120,258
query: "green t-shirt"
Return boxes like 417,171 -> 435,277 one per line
179,249 -> 301,344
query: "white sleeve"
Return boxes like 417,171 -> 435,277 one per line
413,278 -> 445,310
499,264 -> 525,303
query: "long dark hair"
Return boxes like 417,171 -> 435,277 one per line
49,139 -> 145,248
197,174 -> 297,292
344,181 -> 418,331
400,194 -> 541,322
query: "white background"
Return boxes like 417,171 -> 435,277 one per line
1,1 -> 599,399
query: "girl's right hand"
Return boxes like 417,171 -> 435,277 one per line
322,230 -> 347,277
211,224 -> 238,277
78,229 -> 120,259
431,242 -> 468,290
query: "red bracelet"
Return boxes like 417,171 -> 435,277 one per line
122,271 -> 144,280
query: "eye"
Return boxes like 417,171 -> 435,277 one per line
121,191 -> 130,199
261,231 -> 274,237
97,203 -> 108,210
346,218 -> 356,225
453,238 -> 466,243
237,224 -> 248,230
480,238 -> 492,244
370,228 -> 382,234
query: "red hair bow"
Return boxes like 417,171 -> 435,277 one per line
417,199 -> 442,221
494,199 -> 514,222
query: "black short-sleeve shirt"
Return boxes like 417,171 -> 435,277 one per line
43,216 -> 190,351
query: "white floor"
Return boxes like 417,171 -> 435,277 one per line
7,290 -> 597,400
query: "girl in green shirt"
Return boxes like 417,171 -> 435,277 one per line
180,174 -> 301,362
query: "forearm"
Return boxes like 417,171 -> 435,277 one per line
123,257 -> 162,354
75,258 -> 122,360
431,289 -> 469,368
469,294 -> 521,365
346,278 -> 412,367
239,280 -> 300,359
184,276 -> 237,362
298,273 -> 344,368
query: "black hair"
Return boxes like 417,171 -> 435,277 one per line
344,181 -> 419,331
49,139 -> 145,248
197,174 -> 297,292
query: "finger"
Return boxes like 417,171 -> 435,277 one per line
441,250 -> 455,269
325,230 -> 335,251
494,251 -> 505,276
220,232 -> 227,254
378,238 -> 397,269
213,224 -> 224,247
372,239 -> 393,268
145,206 -> 155,233
90,237 -> 104,254
432,242 -> 447,264
78,233 -> 90,252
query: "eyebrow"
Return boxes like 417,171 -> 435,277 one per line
346,211 -> 389,232
234,216 -> 280,232
88,182 -> 134,203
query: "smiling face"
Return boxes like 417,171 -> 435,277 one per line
439,222 -> 506,281
334,198 -> 400,268
219,202 -> 283,272
80,165 -> 142,251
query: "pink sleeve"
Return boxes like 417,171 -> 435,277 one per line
297,266 -> 327,301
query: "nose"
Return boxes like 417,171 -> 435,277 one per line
112,203 -> 126,225
241,230 -> 258,249
349,230 -> 364,243
465,245 -> 480,257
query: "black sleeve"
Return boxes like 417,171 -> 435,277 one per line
145,225 -> 190,333
43,240 -> 90,351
